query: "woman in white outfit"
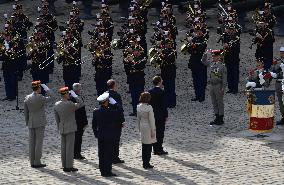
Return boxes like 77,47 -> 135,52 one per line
137,92 -> 157,169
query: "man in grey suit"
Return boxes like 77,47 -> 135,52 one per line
54,87 -> 83,172
24,80 -> 53,168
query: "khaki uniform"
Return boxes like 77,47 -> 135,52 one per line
24,91 -> 53,166
54,98 -> 83,168
271,59 -> 284,117
202,53 -> 227,115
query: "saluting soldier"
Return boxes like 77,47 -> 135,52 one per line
24,81 -> 52,168
202,50 -> 227,125
54,87 -> 83,172
271,47 -> 284,125
92,92 -> 124,177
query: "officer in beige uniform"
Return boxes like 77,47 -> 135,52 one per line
54,87 -> 83,172
24,80 -> 53,168
202,50 -> 227,125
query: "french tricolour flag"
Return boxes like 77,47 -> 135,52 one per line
249,90 -> 275,133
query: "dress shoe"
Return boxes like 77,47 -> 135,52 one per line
143,164 -> 154,169
154,151 -> 168,155
63,168 -> 72,172
74,155 -> 86,160
31,164 -> 46,168
276,118 -> 284,125
191,98 -> 199,101
71,168 -> 78,172
8,97 -> 16,101
113,159 -> 125,164
198,98 -> 205,102
129,113 -> 137,116
226,90 -> 233,94
2,97 -> 9,101
102,172 -> 117,177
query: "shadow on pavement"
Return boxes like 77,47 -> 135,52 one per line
161,155 -> 218,175
118,164 -> 198,185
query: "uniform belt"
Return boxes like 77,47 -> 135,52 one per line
130,69 -> 143,73
276,79 -> 283,82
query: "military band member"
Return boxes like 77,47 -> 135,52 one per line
202,50 -> 227,125
54,87 -> 83,172
251,20 -> 274,70
24,81 -> 52,168
123,38 -> 146,116
92,92 -> 124,177
221,23 -> 240,94
271,47 -> 284,125
1,26 -> 20,101
57,30 -> 81,90
27,26 -> 51,89
186,24 -> 208,102
38,1 -> 58,74
88,34 -> 113,96
159,38 -> 177,108
70,83 -> 88,160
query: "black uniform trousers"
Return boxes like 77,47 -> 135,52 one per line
95,68 -> 112,96
3,69 -> 17,99
161,65 -> 177,108
113,128 -> 122,161
98,139 -> 115,175
191,65 -> 207,101
153,119 -> 166,153
74,128 -> 85,157
142,144 -> 152,166
226,59 -> 239,93
129,71 -> 145,114
63,65 -> 80,90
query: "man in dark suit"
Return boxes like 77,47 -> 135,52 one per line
148,76 -> 169,155
92,92 -> 124,177
107,79 -> 125,164
70,83 -> 88,160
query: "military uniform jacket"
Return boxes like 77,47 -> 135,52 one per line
54,98 -> 83,134
202,53 -> 227,88
188,36 -> 207,69
271,58 -> 284,80
24,91 -> 53,128
92,106 -> 124,141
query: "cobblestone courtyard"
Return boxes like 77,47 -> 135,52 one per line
1,1 -> 284,184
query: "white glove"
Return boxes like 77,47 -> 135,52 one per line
270,72 -> 277,78
109,97 -> 117,105
40,84 -> 50,91
259,73 -> 265,85
246,82 -> 256,88
280,63 -> 284,71
282,84 -> 284,92
69,90 -> 78,98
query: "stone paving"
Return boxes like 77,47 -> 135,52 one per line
1,1 -> 284,184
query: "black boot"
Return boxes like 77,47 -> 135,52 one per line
276,118 -> 284,125
216,115 -> 224,125
210,114 -> 219,125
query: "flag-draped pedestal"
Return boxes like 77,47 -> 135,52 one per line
247,90 -> 275,133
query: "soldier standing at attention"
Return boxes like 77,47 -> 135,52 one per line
24,81 -> 52,168
54,87 -> 83,172
271,47 -> 284,125
202,50 -> 227,125
92,92 -> 124,177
